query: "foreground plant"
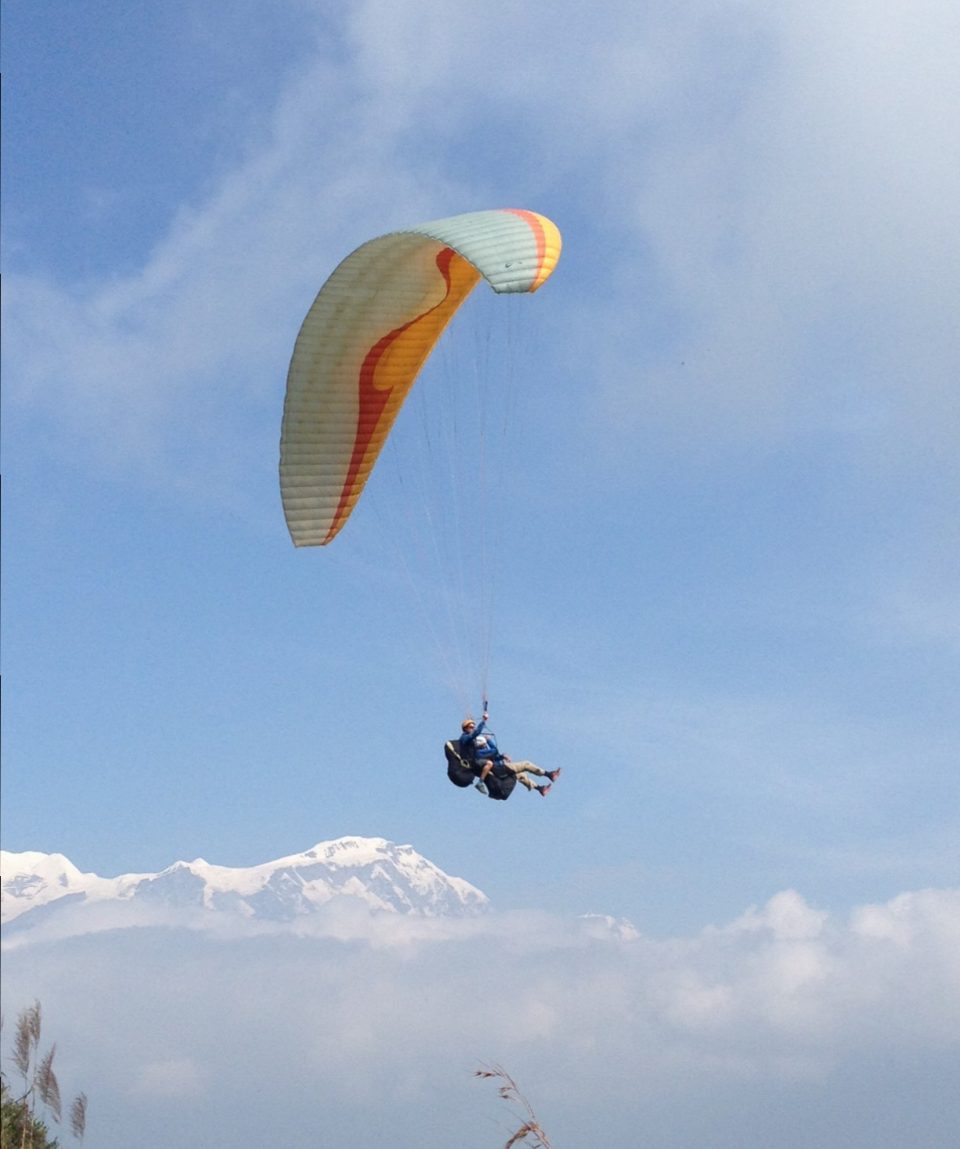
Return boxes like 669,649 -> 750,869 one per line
474,1064 -> 553,1149
1,1001 -> 86,1148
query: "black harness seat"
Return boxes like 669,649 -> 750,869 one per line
444,740 -> 516,800
445,740 -> 476,787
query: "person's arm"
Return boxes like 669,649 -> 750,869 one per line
467,718 -> 487,743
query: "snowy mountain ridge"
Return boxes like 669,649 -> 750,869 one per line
0,837 -> 488,929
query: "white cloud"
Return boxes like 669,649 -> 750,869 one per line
2,887 -> 958,1147
133,1057 -> 208,1099
725,888 -> 828,940
873,582 -> 960,654
581,1 -> 960,471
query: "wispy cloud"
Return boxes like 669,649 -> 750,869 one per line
132,1057 -> 208,1099
8,2 -> 956,488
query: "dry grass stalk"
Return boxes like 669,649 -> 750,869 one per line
2,1000 -> 86,1144
36,1048 -> 61,1124
70,1093 -> 88,1141
12,1004 -> 40,1079
474,1064 -> 554,1149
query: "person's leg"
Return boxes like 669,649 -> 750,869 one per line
506,759 -> 545,777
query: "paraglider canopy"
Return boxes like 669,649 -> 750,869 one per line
279,209 -> 562,547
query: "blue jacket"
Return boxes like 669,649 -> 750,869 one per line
459,720 -> 502,765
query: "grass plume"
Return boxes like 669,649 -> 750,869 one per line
1,1000 -> 86,1146
474,1064 -> 553,1149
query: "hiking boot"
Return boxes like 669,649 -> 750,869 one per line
536,783 -> 552,797
546,769 -> 561,783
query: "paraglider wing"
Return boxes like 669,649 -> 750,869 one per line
279,209 -> 562,546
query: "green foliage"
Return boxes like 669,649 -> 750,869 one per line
1,1002 -> 86,1148
1,1077 -> 57,1149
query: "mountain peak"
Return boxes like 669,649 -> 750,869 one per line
1,837 -> 488,932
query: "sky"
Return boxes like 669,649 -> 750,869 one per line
2,1 -> 959,1145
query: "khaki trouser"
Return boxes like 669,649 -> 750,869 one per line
499,760 -> 548,791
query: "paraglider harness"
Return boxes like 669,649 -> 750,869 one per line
444,731 -> 517,801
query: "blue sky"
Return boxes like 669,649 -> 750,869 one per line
2,2 -> 959,1143
3,0 -> 958,926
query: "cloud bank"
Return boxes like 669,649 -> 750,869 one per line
3,886 -> 958,1148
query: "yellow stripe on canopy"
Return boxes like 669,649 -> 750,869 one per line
280,209 -> 562,546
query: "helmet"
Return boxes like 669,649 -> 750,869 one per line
461,718 -> 476,731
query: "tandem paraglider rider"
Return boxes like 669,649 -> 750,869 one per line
453,713 -> 560,800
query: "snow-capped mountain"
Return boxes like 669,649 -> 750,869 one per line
1,837 -> 488,931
